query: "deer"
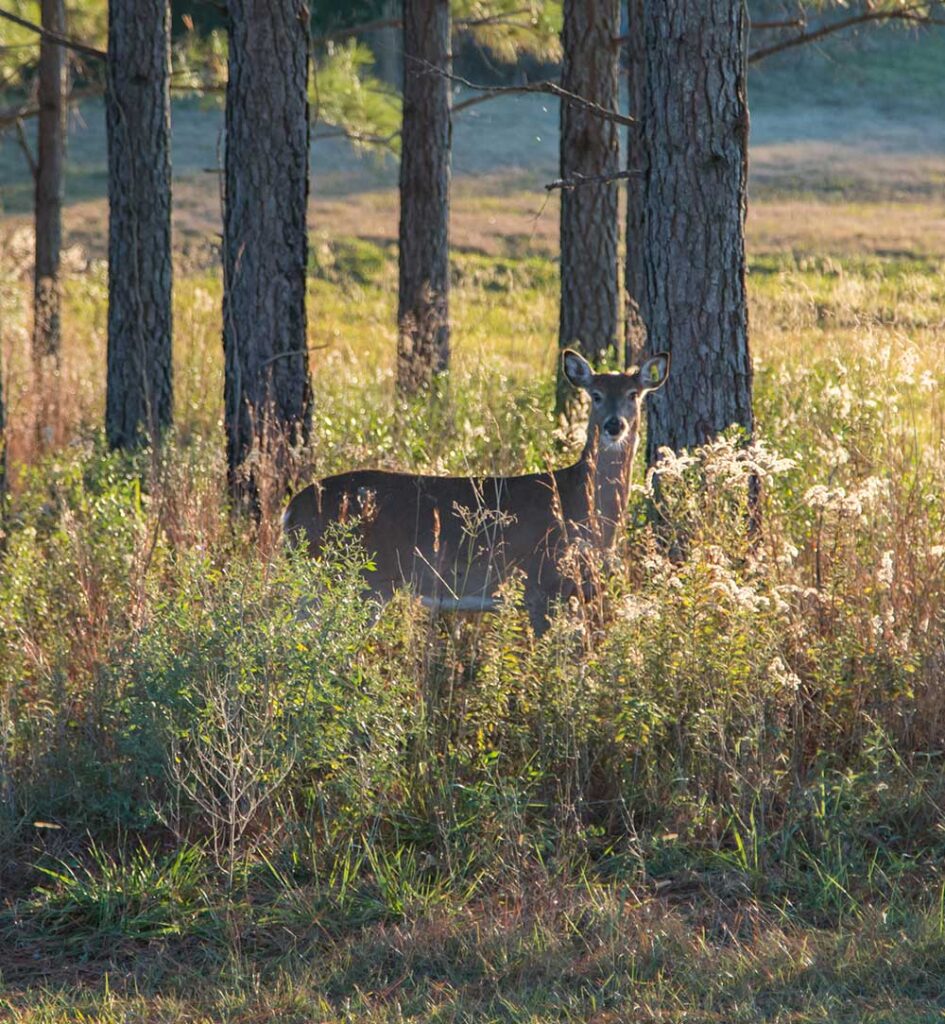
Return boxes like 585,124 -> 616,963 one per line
283,348 -> 670,634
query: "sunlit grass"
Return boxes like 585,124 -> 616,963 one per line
1,216 -> 944,1022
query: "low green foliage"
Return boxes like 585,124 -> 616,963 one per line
0,239 -> 944,1020
13,841 -> 210,953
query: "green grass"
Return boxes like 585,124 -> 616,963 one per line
1,220 -> 945,1021
750,23 -> 945,117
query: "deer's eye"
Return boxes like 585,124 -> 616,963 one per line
590,391 -> 603,404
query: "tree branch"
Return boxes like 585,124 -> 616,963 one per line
749,5 -> 945,64
452,90 -> 513,115
312,65 -> 632,149
312,9 -> 534,46
15,117 -> 37,181
751,18 -> 805,31
456,8 -> 534,31
0,84 -> 102,132
169,82 -> 225,93
0,6 -> 106,60
259,344 -> 329,368
312,80 -> 554,147
312,125 -> 399,147
412,62 -> 636,127
545,168 -> 642,191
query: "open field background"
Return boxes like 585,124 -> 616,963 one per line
0,26 -> 945,1024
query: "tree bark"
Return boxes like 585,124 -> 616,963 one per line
397,0 -> 451,395
223,0 -> 311,503
105,0 -> 173,450
33,0 -> 66,361
640,0 -> 753,463
623,0 -> 645,369
556,0 -> 620,408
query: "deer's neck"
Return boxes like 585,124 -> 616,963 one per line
578,434 -> 637,549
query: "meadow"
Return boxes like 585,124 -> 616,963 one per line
0,177 -> 944,1020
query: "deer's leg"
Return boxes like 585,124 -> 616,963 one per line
525,592 -> 551,637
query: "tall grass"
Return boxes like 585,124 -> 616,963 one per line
0,235 -> 943,1020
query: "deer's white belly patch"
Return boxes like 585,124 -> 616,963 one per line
419,595 -> 500,613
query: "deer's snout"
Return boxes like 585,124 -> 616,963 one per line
603,416 -> 623,438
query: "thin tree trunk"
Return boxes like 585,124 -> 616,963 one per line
105,0 -> 173,450
640,0 -> 753,463
223,0 -> 311,504
33,0 -> 66,361
556,0 -> 620,408
397,0 -> 450,395
624,0 -> 645,369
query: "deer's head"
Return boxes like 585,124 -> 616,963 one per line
563,348 -> 670,452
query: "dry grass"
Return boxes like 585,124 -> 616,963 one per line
7,170 -> 945,269
1,876 -> 944,1021
1,175 -> 945,1021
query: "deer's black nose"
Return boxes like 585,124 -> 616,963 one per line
604,417 -> 622,437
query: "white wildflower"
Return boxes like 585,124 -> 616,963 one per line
777,542 -> 799,567
618,595 -> 657,623
652,446 -> 699,480
828,444 -> 850,469
876,550 -> 895,589
895,348 -> 919,386
838,491 -> 863,517
857,476 -> 891,506
823,382 -> 853,418
804,484 -> 832,509
768,657 -> 801,692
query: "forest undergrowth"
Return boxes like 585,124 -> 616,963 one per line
0,232 -> 944,1022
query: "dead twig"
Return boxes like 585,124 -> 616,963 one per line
751,18 -> 806,31
260,345 -> 329,369
545,168 -> 642,191
411,60 -> 636,128
749,4 -> 945,64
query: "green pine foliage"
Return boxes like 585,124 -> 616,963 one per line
0,1 -> 106,85
314,41 -> 402,153
453,0 -> 563,62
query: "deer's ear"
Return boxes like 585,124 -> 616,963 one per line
562,349 -> 594,389
639,352 -> 670,393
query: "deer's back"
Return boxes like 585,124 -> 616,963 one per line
284,465 -> 582,601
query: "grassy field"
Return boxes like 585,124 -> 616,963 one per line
2,27 -> 945,1016
0,188 -> 944,1019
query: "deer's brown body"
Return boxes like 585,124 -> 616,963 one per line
284,350 -> 669,633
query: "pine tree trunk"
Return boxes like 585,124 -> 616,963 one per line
624,0 -> 646,368
223,0 -> 311,501
640,0 -> 753,463
397,0 -> 450,395
105,0 -> 173,450
33,0 -> 66,361
557,0 -> 620,407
